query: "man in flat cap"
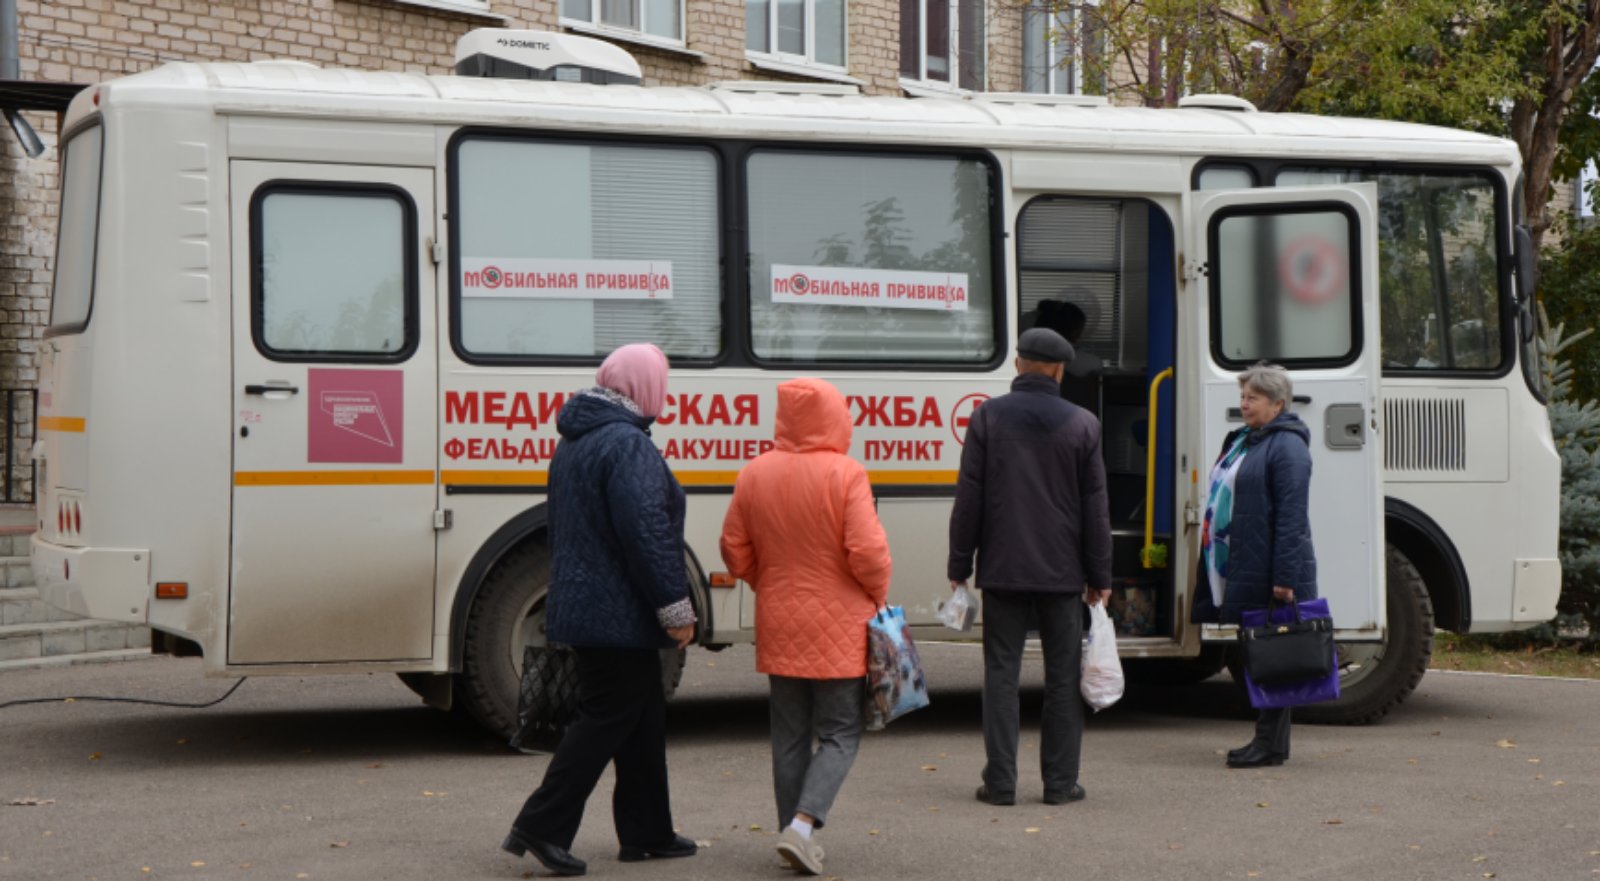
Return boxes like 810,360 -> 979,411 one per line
947,326 -> 1112,807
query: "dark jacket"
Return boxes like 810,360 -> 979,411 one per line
947,372 -> 1112,593
1190,411 -> 1317,625
544,389 -> 693,649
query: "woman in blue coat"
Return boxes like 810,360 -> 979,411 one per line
503,343 -> 699,876
1191,362 -> 1317,769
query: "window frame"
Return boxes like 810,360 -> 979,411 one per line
745,0 -> 849,73
444,127 -> 729,368
1191,157 -> 1515,380
45,120 -> 105,339
1205,201 -> 1365,371
899,0 -> 985,90
740,144 -> 1008,371
248,180 -> 420,365
1020,0 -> 1104,96
560,0 -> 687,47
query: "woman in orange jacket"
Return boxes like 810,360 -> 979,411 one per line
719,377 -> 892,877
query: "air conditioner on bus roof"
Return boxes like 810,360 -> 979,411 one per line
454,29 -> 641,85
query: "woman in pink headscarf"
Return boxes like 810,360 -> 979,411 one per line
504,343 -> 699,877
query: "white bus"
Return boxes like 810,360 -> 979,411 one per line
31,32 -> 1560,738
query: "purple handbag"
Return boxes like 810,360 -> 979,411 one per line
1240,598 -> 1340,709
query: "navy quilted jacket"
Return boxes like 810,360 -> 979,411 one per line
544,389 -> 693,650
1190,412 -> 1317,624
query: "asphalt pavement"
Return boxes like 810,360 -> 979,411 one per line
2,643 -> 1598,881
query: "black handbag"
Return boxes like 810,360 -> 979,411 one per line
1237,600 -> 1334,685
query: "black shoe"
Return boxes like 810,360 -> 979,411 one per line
975,784 -> 1015,806
618,834 -> 698,862
1228,743 -> 1289,763
1043,784 -> 1086,805
1226,744 -> 1287,769
502,828 -> 587,876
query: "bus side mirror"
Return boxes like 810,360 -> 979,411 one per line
1514,224 -> 1536,303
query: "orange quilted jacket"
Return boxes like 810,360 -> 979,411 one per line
719,378 -> 892,679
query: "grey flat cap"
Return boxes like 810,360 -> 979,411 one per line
1017,327 -> 1075,363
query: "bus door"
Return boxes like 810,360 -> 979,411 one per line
228,162 -> 439,664
1188,184 -> 1384,638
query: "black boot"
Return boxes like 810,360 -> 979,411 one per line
502,827 -> 587,876
618,834 -> 698,862
1226,743 -> 1286,769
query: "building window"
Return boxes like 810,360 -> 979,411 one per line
901,0 -> 985,89
1022,2 -> 1104,95
563,0 -> 684,43
747,0 -> 846,69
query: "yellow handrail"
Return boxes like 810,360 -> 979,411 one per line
1141,367 -> 1174,569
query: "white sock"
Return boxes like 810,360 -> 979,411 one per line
788,819 -> 814,839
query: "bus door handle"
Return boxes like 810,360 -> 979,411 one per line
245,383 -> 300,397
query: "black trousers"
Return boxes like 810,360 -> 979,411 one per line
980,589 -> 1085,795
512,647 -> 675,850
1254,707 -> 1291,756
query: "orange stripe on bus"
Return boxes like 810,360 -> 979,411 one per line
38,416 -> 86,432
233,470 -> 436,486
866,470 -> 958,485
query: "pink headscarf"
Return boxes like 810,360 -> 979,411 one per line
596,343 -> 670,419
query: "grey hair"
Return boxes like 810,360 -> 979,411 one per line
1238,361 -> 1293,407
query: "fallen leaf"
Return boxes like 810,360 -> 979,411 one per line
64,698 -> 75,703
920,765 -> 938,771
141,869 -> 151,874
1257,802 -> 1270,808
927,807 -> 941,812
1555,780 -> 1567,786
297,874 -> 310,880
330,841 -> 349,848
1409,845 -> 1422,851
422,791 -> 436,797
749,824 -> 763,831
1472,856 -> 1488,863
1324,819 -> 1343,825
1430,731 -> 1441,736
1588,850 -> 1600,856
694,839 -> 713,848
7,798 -> 55,806
938,752 -> 948,758
1167,842 -> 1184,851
176,738 -> 188,746
1407,759 -> 1420,765
88,752 -> 101,761
1495,739 -> 1517,749
868,829 -> 880,836
192,862 -> 207,868
239,863 -> 253,868
1484,874 -> 1496,879
367,763 -> 383,769
1025,827 -> 1041,833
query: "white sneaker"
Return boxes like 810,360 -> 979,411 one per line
776,826 -> 825,875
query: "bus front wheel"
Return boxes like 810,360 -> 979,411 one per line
1293,545 -> 1435,725
456,538 -> 687,743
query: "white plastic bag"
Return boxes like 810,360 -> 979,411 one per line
938,585 -> 978,632
1080,601 -> 1124,712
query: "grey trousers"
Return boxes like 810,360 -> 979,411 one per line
769,675 -> 865,829
981,589 -> 1085,795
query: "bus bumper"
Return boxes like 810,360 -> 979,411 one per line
1511,558 -> 1561,624
30,534 -> 151,624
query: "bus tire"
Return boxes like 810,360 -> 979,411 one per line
457,539 -> 561,742
1295,545 -> 1434,725
456,538 -> 692,742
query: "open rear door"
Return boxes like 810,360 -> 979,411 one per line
1189,184 -> 1383,638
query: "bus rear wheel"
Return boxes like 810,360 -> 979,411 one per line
1293,545 -> 1434,725
456,538 -> 687,743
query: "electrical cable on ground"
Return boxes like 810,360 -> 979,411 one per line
0,677 -> 248,712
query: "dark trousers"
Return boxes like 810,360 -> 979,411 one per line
769,675 -> 865,829
1254,707 -> 1292,756
513,647 -> 674,850
981,589 -> 1085,795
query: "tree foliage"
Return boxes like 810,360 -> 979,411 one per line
1078,0 -> 1600,248
1539,303 -> 1600,640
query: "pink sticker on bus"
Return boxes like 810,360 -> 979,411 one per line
308,369 -> 403,464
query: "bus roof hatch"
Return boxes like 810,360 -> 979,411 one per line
454,29 -> 642,85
